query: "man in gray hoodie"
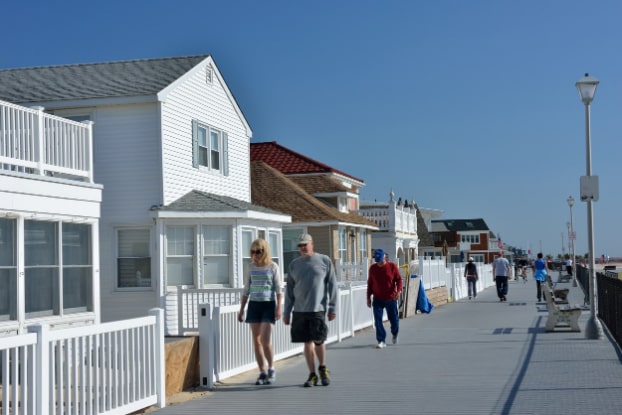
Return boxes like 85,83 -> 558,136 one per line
284,233 -> 338,388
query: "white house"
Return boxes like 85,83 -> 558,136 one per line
0,100 -> 102,335
0,55 -> 290,332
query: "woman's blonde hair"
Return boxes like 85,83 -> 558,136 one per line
250,238 -> 272,266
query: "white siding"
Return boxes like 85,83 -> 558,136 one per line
91,104 -> 163,322
160,65 -> 251,205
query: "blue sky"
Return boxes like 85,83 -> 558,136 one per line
2,0 -> 621,257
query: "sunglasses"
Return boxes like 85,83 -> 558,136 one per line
297,244 -> 308,248
251,249 -> 264,255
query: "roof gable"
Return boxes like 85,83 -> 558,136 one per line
250,141 -> 364,185
251,161 -> 376,227
0,55 -> 210,103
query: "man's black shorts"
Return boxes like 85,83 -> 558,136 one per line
290,311 -> 328,343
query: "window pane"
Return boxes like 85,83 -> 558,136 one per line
202,226 -> 230,285
210,130 -> 220,170
283,228 -> 304,274
63,267 -> 92,312
0,269 -> 17,320
242,229 -> 253,283
0,218 -> 16,266
25,221 -> 58,266
118,258 -> 151,288
198,127 -> 208,166
117,229 -> 151,288
203,257 -> 229,284
63,223 -> 91,265
25,221 -> 58,316
25,267 -> 58,316
166,258 -> 194,285
167,227 -> 194,255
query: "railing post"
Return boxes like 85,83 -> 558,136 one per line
28,323 -> 50,415
349,282 -> 355,338
149,308 -> 166,409
32,106 -> 45,176
199,303 -> 215,390
83,120 -> 94,183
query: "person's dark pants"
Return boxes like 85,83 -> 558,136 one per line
467,277 -> 477,298
536,280 -> 543,301
495,276 -> 508,299
372,298 -> 399,343
566,265 -> 573,276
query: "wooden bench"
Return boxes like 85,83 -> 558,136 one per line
545,274 -> 569,303
542,287 -> 581,332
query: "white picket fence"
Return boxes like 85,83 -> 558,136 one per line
198,282 -> 371,389
0,309 -> 165,415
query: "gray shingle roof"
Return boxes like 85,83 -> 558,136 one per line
431,218 -> 490,232
155,190 -> 284,215
0,55 -> 210,103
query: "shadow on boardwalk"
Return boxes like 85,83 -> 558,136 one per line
148,276 -> 622,415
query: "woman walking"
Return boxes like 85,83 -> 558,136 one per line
533,253 -> 548,302
237,238 -> 283,385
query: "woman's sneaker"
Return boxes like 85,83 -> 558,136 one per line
256,372 -> 268,385
267,368 -> 276,384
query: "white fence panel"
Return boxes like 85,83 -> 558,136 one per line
1,309 -> 165,415
199,283 -> 374,388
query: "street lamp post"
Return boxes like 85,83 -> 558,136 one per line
567,196 -> 577,287
575,73 -> 604,340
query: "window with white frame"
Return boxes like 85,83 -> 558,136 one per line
268,231 -> 280,265
166,226 -> 195,286
283,228 -> 304,274
62,223 -> 93,313
117,228 -> 151,289
359,229 -> 367,262
25,220 -> 94,317
0,218 -> 17,321
338,228 -> 347,259
192,120 -> 228,175
241,228 -> 254,284
461,234 -> 480,244
202,226 -> 230,285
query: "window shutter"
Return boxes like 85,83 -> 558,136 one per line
192,120 -> 199,168
222,132 -> 229,176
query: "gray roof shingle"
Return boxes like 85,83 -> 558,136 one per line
155,190 -> 284,215
0,55 -> 210,103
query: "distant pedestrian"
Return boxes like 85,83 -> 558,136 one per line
464,257 -> 478,300
533,252 -> 548,302
237,238 -> 283,385
492,252 -> 511,302
367,249 -> 403,348
283,233 -> 338,388
565,257 -> 573,276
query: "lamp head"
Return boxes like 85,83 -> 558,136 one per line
567,195 -> 575,207
576,73 -> 599,105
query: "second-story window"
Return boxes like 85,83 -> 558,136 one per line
192,120 -> 229,175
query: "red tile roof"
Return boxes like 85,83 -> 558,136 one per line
250,141 -> 364,183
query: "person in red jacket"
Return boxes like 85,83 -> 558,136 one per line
367,249 -> 403,348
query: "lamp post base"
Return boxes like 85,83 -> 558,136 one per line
572,278 -> 578,287
585,316 -> 604,339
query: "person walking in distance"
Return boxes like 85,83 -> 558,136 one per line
533,252 -> 549,302
367,249 -> 403,348
283,234 -> 338,387
237,238 -> 283,385
464,257 -> 478,300
493,252 -> 511,302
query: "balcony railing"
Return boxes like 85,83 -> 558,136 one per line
0,99 -> 93,182
357,204 -> 417,234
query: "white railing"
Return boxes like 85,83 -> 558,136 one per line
171,288 -> 243,336
446,262 -> 495,301
0,309 -> 165,415
198,283 -> 373,389
356,203 -> 417,234
0,100 -> 93,182
417,256 -> 449,289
